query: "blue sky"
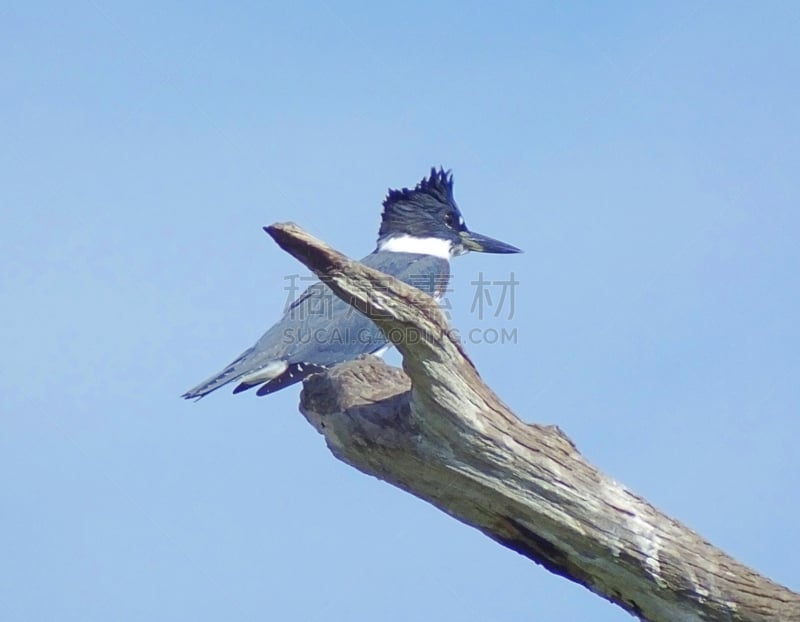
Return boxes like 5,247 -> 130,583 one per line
2,2 -> 799,620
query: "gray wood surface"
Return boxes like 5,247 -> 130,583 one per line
265,222 -> 800,622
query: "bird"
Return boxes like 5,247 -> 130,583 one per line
182,168 -> 521,399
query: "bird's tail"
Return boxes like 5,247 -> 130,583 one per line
181,347 -> 256,400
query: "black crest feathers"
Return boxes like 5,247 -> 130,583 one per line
383,167 -> 454,209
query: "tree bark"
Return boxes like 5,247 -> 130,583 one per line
264,222 -> 800,622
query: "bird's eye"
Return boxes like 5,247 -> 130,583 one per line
445,212 -> 457,228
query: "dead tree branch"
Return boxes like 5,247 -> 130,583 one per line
264,222 -> 800,622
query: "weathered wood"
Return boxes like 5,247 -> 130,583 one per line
265,222 -> 800,622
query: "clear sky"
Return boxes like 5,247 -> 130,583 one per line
2,2 -> 799,620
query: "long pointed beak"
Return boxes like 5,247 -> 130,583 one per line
459,230 -> 522,254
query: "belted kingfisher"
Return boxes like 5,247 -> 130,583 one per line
182,168 -> 521,399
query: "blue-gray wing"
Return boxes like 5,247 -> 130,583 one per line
181,252 -> 448,399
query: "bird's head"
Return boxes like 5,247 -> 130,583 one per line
377,168 -> 522,258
